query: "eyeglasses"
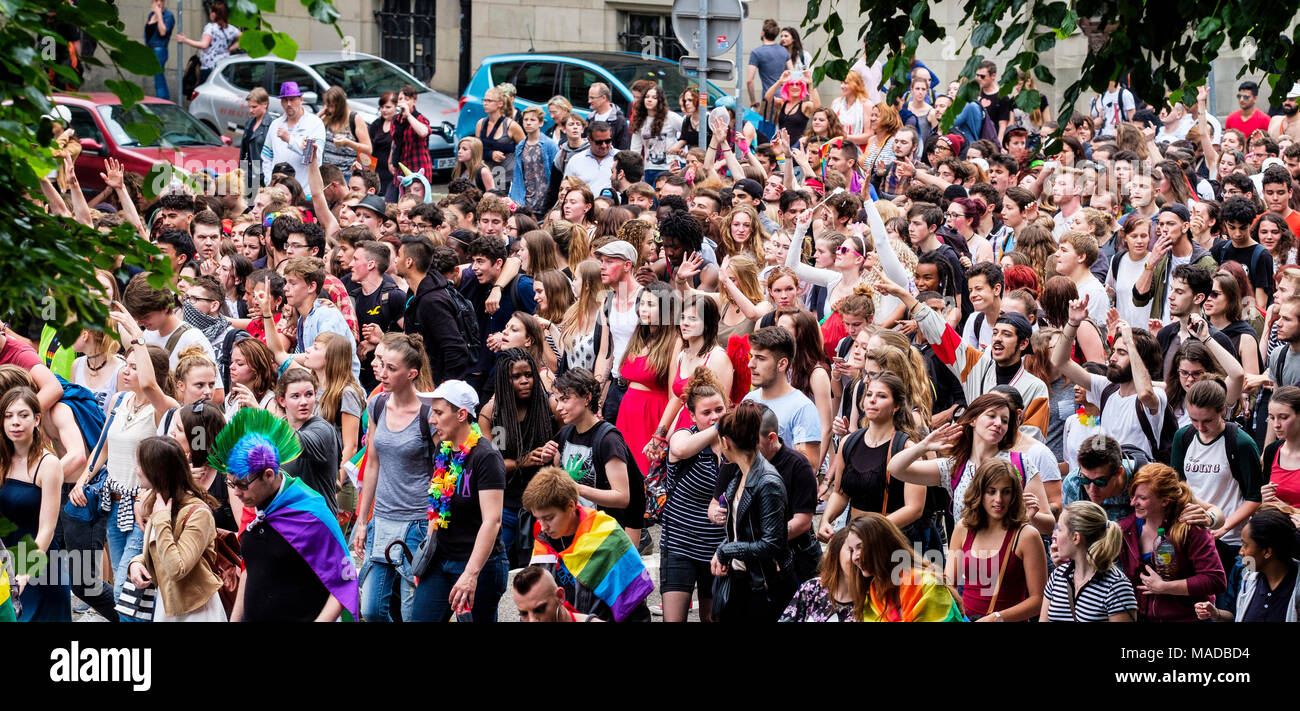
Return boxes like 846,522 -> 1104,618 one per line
975,73 -> 989,80
1178,369 -> 1206,379
1078,474 -> 1111,488
226,476 -> 257,491
945,211 -> 968,220
837,244 -> 865,259
185,295 -> 219,304
285,241 -> 309,250
591,138 -> 613,146
1238,93 -> 1254,100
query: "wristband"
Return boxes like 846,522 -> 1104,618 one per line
1066,321 -> 1081,329
491,284 -> 503,292
650,435 -> 668,444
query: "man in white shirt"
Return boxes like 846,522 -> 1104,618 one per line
595,240 -> 640,422
1056,231 -> 1110,327
563,121 -> 616,197
1050,168 -> 1084,238
1053,312 -> 1167,461
260,81 -> 326,199
1154,99 -> 1192,143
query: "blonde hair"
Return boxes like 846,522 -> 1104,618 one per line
452,137 -> 486,183
720,204 -> 767,262
721,253 -> 763,310
314,332 -> 365,426
1063,501 -> 1124,573
560,259 -> 606,352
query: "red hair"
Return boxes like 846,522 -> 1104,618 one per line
1003,264 -> 1041,299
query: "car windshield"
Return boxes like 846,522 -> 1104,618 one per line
97,103 -> 223,148
598,57 -> 727,104
312,59 -> 427,98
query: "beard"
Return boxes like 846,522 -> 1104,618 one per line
1106,363 -> 1132,384
1287,104 -> 1299,117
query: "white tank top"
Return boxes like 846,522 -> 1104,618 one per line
106,391 -> 156,491
608,297 -> 640,379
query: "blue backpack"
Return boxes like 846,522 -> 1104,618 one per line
55,375 -> 105,452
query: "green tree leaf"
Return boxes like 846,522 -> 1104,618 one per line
239,28 -> 274,58
105,79 -> 145,111
270,32 -> 299,61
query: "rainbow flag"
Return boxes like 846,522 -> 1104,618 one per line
531,506 -> 653,622
262,476 -> 360,620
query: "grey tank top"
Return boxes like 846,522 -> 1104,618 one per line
370,399 -> 432,520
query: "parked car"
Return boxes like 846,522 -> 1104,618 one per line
456,51 -> 768,141
188,51 -> 460,177
55,93 -> 239,195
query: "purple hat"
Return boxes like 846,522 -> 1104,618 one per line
279,81 -> 303,99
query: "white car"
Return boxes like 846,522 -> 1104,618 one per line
188,51 -> 460,175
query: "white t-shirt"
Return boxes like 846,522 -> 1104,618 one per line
1076,275 -> 1110,326
144,322 -> 218,371
1087,374 -> 1168,459
1093,88 -> 1135,137
1182,430 -> 1245,545
1062,414 -> 1102,474
1109,253 -> 1148,327
1019,438 -> 1062,483
960,310 -> 995,350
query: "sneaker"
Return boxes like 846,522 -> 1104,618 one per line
637,532 -> 655,555
72,599 -> 91,614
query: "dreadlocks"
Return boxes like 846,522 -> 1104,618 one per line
491,348 -> 556,470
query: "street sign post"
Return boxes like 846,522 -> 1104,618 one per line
671,0 -> 745,148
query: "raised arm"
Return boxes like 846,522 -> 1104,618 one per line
885,424 -> 961,487
1119,320 -> 1159,413
785,212 -> 838,287
99,159 -> 147,239
63,155 -> 95,227
306,156 -> 338,241
1052,294 -> 1103,389
109,304 -> 180,418
39,177 -> 71,217
1189,315 -> 1244,405
1196,86 -> 1219,176
863,198 -> 909,287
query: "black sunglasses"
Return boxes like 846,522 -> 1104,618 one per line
591,138 -> 613,146
1078,474 -> 1111,488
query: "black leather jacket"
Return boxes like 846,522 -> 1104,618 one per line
716,454 -> 795,595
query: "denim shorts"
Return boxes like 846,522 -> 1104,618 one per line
659,550 -> 714,598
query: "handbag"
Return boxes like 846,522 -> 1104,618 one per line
114,580 -> 156,621
385,527 -> 438,579
64,392 -> 126,522
979,526 -> 1023,620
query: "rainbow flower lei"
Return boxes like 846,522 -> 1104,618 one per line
427,424 -> 482,529
1076,406 -> 1100,428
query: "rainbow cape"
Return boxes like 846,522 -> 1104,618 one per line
531,506 -> 653,622
261,476 -> 359,620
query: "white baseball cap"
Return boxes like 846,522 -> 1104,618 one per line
595,240 -> 638,262
430,380 -> 478,418
1288,82 -> 1300,100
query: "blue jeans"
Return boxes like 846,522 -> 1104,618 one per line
105,499 -> 145,622
357,517 -> 425,622
151,45 -> 169,100
410,553 -> 508,622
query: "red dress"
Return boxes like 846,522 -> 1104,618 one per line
616,354 -> 670,478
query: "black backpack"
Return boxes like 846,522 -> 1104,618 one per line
1099,382 -> 1178,464
1172,422 -> 1244,477
446,286 -> 481,365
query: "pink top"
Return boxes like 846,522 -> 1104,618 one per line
670,350 -> 712,432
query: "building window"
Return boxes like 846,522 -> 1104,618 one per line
619,12 -> 686,63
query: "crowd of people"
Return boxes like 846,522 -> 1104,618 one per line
7,14 -> 1300,624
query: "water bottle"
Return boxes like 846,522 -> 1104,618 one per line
1152,527 -> 1176,579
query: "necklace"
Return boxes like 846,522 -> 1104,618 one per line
85,353 -> 108,373
426,424 -> 482,529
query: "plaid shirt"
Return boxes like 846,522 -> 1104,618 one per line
390,110 -> 432,185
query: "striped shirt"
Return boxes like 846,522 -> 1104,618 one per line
1042,561 -> 1137,622
661,427 -> 726,562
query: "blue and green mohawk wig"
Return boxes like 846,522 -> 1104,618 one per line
209,408 -> 303,480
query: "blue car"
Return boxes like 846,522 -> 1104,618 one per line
456,51 -> 769,142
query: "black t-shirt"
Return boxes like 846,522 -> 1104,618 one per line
206,476 -> 237,532
241,518 -> 329,621
556,420 -> 645,530
282,417 -> 341,516
434,438 -> 507,561
1213,243 -> 1275,303
349,276 -> 406,335
980,92 -> 1013,126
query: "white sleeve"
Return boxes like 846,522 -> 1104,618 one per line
864,198 -> 910,288
785,219 -> 840,288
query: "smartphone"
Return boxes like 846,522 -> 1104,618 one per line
302,139 -> 318,165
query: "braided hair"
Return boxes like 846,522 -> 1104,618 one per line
492,348 -> 556,464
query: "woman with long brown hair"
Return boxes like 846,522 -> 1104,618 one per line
819,373 -> 925,543
847,513 -> 963,622
1040,276 -> 1107,363
800,107 -> 844,156
519,229 -> 561,277
1016,223 -> 1060,286
318,86 -> 373,181
1119,463 -> 1226,622
126,436 -> 225,621
780,527 -> 856,622
630,84 -> 682,185
0,387 -> 69,621
647,293 -> 734,462
617,282 -> 679,479
887,392 -> 1057,535
223,337 -> 278,418
947,459 -> 1047,621
777,308 -> 833,465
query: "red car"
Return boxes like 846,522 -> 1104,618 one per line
56,93 -> 238,194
